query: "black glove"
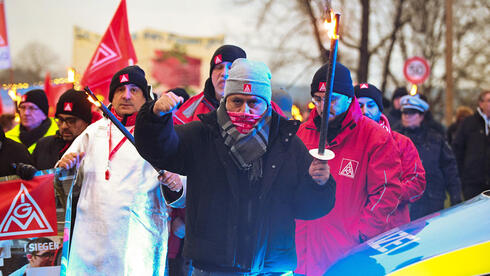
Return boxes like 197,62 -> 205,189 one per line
12,163 -> 38,180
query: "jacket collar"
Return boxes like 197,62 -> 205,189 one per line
304,97 -> 363,144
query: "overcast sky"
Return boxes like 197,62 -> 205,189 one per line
5,0 -> 271,77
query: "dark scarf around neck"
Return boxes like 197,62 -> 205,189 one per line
314,111 -> 348,143
203,78 -> 220,108
19,118 -> 52,148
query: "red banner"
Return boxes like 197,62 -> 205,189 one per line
0,0 -> 10,70
80,0 -> 137,104
151,50 -> 201,89
0,174 -> 57,241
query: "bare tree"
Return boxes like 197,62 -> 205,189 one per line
13,41 -> 61,79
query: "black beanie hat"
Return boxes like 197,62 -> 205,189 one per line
354,83 -> 384,112
55,89 -> 93,124
19,89 -> 49,116
109,65 -> 148,102
209,45 -> 246,76
310,62 -> 354,98
392,87 -> 408,102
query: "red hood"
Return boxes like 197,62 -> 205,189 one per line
379,113 -> 392,133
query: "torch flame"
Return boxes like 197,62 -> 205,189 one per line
8,89 -> 21,103
291,105 -> 303,122
67,67 -> 75,83
86,95 -> 101,107
324,10 -> 339,40
410,84 -> 418,96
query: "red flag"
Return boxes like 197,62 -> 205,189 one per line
80,0 -> 137,104
0,174 -> 57,241
44,73 -> 72,116
0,0 -> 11,69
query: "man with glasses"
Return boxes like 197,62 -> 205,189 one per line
33,89 -> 93,170
5,89 -> 58,153
9,237 -> 58,276
295,62 -> 403,275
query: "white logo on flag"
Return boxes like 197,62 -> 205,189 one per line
360,83 -> 369,89
339,158 -> 359,179
88,28 -> 122,72
243,84 -> 252,93
319,82 -> 327,92
0,34 -> 5,46
214,54 -> 222,64
63,102 -> 73,112
0,184 -> 54,238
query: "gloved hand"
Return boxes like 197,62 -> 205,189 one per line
12,163 -> 38,180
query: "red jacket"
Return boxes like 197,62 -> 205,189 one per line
295,98 -> 402,275
379,114 -> 426,228
173,91 -> 286,125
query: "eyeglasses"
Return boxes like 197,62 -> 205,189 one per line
55,117 -> 79,127
311,94 -> 342,106
18,105 -> 41,112
33,251 -> 55,258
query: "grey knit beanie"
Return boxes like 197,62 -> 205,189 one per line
224,58 -> 272,104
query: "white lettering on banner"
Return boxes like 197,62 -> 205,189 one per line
0,184 -> 54,238
28,241 -> 60,251
0,34 -> 4,45
339,158 -> 359,179
88,28 -> 122,72
368,230 -> 420,254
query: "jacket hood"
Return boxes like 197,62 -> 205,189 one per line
379,113 -> 392,133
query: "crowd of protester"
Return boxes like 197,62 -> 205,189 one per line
0,44 -> 488,275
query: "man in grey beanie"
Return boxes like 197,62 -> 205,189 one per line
134,58 -> 336,275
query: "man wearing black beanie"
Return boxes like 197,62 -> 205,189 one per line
5,89 -> 58,153
173,45 -> 247,124
355,82 -> 426,229
56,65 -> 185,275
295,62 -> 403,275
32,89 -> 93,170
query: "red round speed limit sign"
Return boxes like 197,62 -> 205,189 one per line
403,57 -> 430,84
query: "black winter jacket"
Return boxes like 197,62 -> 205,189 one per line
32,132 -> 70,170
452,112 -> 490,198
395,125 -> 462,204
135,102 -> 336,273
0,129 -> 32,177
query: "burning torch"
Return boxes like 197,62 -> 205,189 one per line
309,6 -> 340,161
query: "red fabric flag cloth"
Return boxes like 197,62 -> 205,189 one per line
0,174 -> 57,241
80,0 -> 137,104
151,50 -> 201,89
